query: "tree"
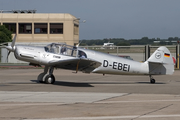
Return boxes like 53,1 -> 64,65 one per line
168,37 -> 173,41
80,43 -> 87,46
141,37 -> 149,40
117,42 -> 130,46
0,25 -> 12,43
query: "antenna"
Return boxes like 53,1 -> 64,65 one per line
76,40 -> 83,47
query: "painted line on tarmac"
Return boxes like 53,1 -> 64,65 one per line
0,91 -> 126,103
24,114 -> 180,120
1,99 -> 180,106
0,103 -> 65,106
95,99 -> 180,104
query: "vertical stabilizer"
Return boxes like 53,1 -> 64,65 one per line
146,46 -> 174,75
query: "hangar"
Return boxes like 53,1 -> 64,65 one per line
0,10 -> 79,46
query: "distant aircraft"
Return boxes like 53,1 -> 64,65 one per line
1,35 -> 175,84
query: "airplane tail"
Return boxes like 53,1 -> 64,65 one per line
145,46 -> 174,75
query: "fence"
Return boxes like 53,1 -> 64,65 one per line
81,45 -> 177,62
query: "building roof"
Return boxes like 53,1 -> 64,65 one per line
0,13 -> 77,22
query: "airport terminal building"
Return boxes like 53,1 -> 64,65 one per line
0,11 -> 80,63
0,11 -> 79,46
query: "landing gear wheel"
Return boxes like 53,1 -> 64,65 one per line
149,75 -> 156,84
38,66 -> 55,84
44,74 -> 55,84
38,73 -> 45,83
150,79 -> 155,84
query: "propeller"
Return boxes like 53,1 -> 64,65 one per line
6,34 -> 16,52
0,35 -> 17,62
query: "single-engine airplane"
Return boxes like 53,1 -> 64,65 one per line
2,35 -> 175,84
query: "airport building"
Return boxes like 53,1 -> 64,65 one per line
0,11 -> 79,46
0,10 -> 80,63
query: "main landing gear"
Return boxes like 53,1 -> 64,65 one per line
149,75 -> 155,84
38,66 -> 55,84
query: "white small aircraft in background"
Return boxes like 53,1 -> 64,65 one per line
2,35 -> 175,84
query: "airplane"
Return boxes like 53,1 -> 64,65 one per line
2,35 -> 175,84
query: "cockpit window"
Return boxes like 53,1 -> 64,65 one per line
44,43 -> 59,54
44,43 -> 77,57
61,47 -> 66,54
78,50 -> 87,58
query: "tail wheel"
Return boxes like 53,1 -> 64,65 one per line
150,79 -> 155,84
45,74 -> 55,84
149,75 -> 155,84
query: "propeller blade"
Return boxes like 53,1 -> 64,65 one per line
7,51 -> 11,57
4,34 -> 17,52
0,42 -> 8,47
6,51 -> 11,63
11,34 -> 17,48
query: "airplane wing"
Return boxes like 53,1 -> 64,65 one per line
48,58 -> 101,73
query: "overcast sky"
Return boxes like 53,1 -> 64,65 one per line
1,0 -> 180,40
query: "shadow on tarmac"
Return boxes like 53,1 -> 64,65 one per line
30,80 -> 166,87
54,81 -> 94,87
136,82 -> 166,84
31,80 -> 94,87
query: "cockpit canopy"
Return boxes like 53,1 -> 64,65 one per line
44,43 -> 87,58
44,43 -> 77,57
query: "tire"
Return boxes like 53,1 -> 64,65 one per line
150,79 -> 155,84
45,74 -> 55,84
37,73 -> 45,83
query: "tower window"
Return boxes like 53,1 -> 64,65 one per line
19,23 -> 32,34
50,23 -> 63,34
3,23 -> 16,33
34,23 -> 47,34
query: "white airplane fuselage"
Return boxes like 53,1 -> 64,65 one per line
4,35 -> 174,84
14,45 -> 149,75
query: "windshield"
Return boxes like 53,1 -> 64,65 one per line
44,43 -> 77,57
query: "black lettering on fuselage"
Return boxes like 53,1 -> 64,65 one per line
113,62 -> 117,69
118,63 -> 123,70
103,60 -> 130,72
103,60 -> 108,67
128,65 -> 130,71
53,55 -> 61,59
123,64 -> 128,71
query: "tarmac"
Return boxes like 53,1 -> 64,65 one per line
0,68 -> 180,120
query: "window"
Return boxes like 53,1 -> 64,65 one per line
3,23 -> 16,33
74,24 -> 79,35
50,23 -> 63,34
19,23 -> 32,34
34,23 -> 47,34
79,51 -> 87,58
